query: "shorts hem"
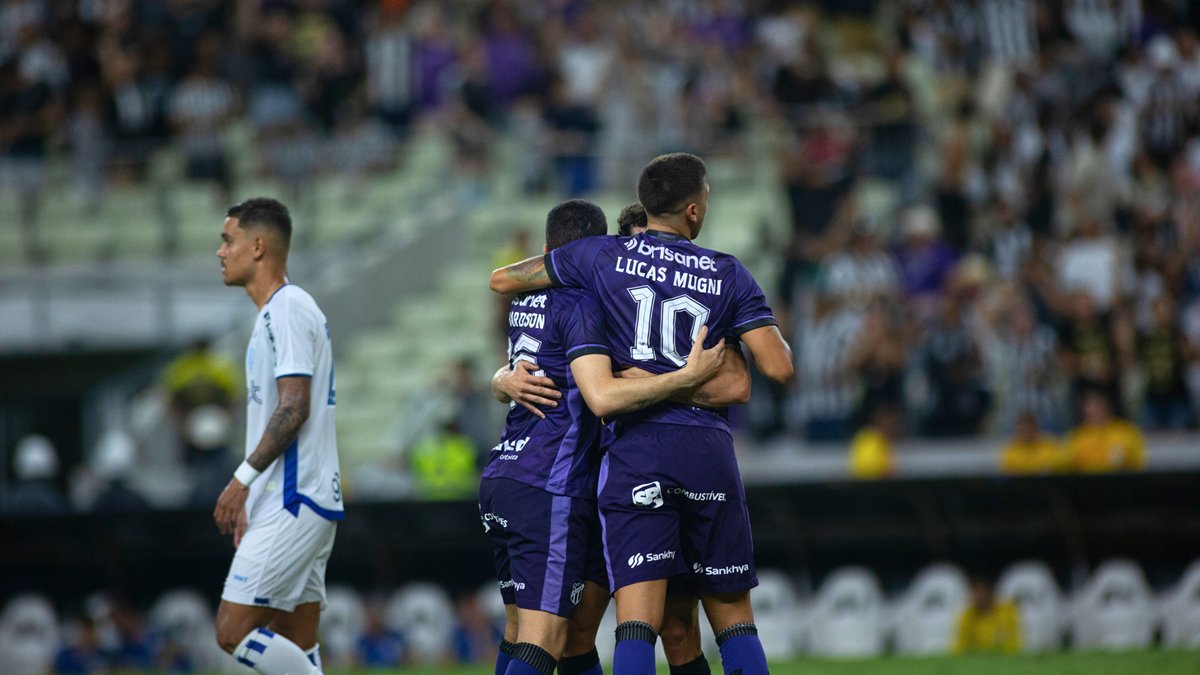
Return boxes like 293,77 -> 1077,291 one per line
696,577 -> 759,594
610,566 -> 688,592
221,590 -> 298,613
512,595 -> 574,619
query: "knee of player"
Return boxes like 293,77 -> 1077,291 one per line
658,619 -> 695,652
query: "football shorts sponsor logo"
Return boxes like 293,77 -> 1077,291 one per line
632,481 -> 664,508
571,582 -> 586,606
666,487 -> 726,501
498,579 -> 526,591
629,550 -> 676,568
481,512 -> 508,532
694,563 -> 750,576
233,574 -> 250,582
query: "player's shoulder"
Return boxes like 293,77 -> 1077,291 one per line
547,286 -> 597,312
268,284 -> 325,321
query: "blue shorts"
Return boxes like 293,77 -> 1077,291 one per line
479,477 -> 609,617
598,423 -> 758,594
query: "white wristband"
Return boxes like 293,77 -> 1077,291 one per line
233,461 -> 261,487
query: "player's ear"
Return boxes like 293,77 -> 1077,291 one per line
251,234 -> 266,261
543,244 -> 549,254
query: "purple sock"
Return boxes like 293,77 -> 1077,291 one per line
716,626 -> 768,675
497,640 -> 517,675
613,622 -> 657,675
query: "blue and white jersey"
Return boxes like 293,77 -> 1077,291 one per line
244,284 -> 343,522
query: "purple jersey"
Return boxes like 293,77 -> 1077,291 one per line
482,288 -> 610,499
545,229 -> 777,432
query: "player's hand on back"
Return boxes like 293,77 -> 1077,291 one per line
214,478 -> 250,538
681,326 -> 725,387
497,360 -> 561,419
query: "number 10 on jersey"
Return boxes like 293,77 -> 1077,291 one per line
627,286 -> 710,367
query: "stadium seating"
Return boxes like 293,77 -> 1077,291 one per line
892,563 -> 970,655
148,589 -> 241,673
807,567 -> 887,658
997,560 -> 1068,653
1161,559 -> 1200,648
1070,560 -> 1158,650
0,594 -> 60,675
319,586 -> 367,669
386,582 -> 457,664
750,569 -> 805,660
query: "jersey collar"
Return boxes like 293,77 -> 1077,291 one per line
645,229 -> 689,243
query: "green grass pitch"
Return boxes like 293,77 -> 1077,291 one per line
308,651 -> 1200,675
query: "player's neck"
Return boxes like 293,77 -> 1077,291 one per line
246,268 -> 289,310
646,221 -> 693,240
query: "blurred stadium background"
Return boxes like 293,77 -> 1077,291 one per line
4,0 -> 1200,673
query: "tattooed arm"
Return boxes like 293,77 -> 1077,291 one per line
490,255 -> 553,294
214,376 -> 311,541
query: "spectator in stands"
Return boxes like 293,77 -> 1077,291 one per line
543,74 -> 601,196
1137,295 -> 1194,430
4,434 -> 70,515
849,402 -> 900,479
160,339 -> 238,462
983,295 -> 1064,434
1057,292 -> 1127,417
915,295 -> 990,437
793,290 -> 863,441
847,301 -> 911,430
357,600 -> 404,668
54,615 -> 108,675
895,205 -> 959,324
409,421 -> 479,500
953,576 -> 1021,653
820,223 -> 901,309
1,57 -> 59,261
169,30 -> 235,205
1065,389 -> 1147,472
109,603 -> 157,671
449,359 -> 494,467
1001,412 -> 1064,474
985,198 -> 1033,282
89,429 -> 151,513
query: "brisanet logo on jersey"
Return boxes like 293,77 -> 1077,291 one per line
628,550 -> 676,568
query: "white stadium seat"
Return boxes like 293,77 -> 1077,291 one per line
0,594 -> 59,675
1162,559 -> 1200,647
892,563 -> 969,656
807,567 -> 886,658
149,589 -> 244,673
476,580 -> 509,637
320,586 -> 366,669
750,569 -> 804,660
386,582 -> 456,665
1070,559 -> 1157,650
997,560 -> 1067,652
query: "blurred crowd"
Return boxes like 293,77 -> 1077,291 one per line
764,0 -> 1200,460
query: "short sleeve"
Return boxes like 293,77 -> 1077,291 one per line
545,236 -> 608,291
560,292 -> 611,362
729,258 -> 777,336
268,293 -> 318,379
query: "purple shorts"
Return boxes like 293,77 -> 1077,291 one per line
598,423 -> 758,594
479,477 -> 609,617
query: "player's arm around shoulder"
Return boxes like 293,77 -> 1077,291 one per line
490,255 -> 554,294
570,326 -> 725,418
740,324 -> 794,385
668,340 -> 751,407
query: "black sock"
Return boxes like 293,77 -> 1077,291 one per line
669,654 -> 711,675
500,640 -> 519,655
559,648 -> 601,675
614,620 -> 659,645
715,623 -> 757,647
513,642 -> 558,675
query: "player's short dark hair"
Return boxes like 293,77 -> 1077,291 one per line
617,203 -> 647,237
636,153 -> 707,217
545,199 -> 607,251
227,197 -> 292,244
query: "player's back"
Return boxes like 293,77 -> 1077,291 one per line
483,287 -> 607,498
545,229 -> 776,431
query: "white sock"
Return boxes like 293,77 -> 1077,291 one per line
305,643 -> 321,671
234,628 -> 319,675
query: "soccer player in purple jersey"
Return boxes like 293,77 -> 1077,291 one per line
490,154 -> 794,675
482,199 -> 748,675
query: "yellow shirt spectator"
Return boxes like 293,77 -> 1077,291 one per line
161,345 -> 239,407
1066,419 -> 1146,472
411,429 -> 479,500
1000,437 -> 1064,474
850,428 -> 894,479
953,601 -> 1022,653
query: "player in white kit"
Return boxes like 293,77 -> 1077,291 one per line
212,198 -> 342,675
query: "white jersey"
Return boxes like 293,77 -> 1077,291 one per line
244,283 -> 343,523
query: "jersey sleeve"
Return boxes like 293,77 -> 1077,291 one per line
269,294 -> 319,378
544,236 -> 608,292
729,258 -> 778,336
560,292 -> 611,362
